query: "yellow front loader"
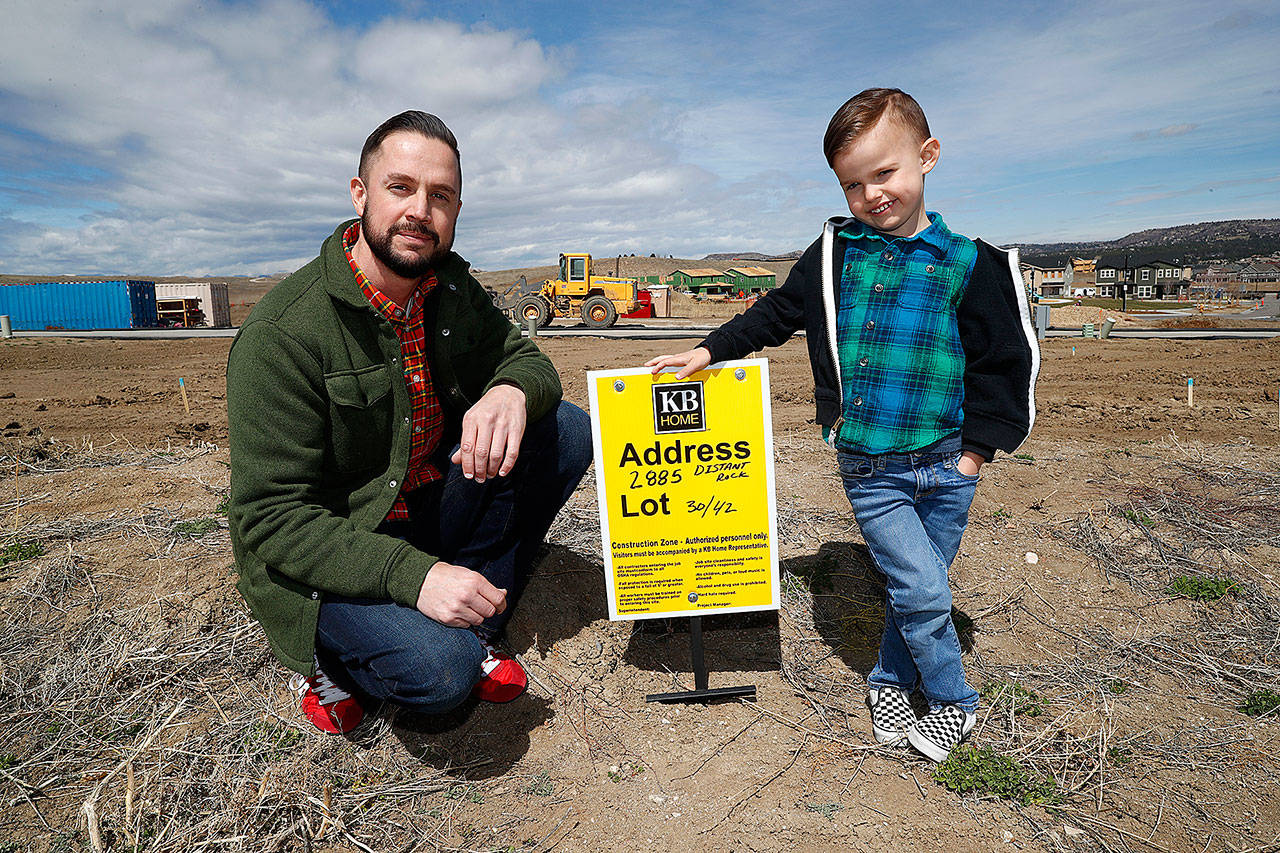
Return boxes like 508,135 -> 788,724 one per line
511,253 -> 640,329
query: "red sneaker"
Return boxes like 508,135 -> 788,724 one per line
288,660 -> 364,734
473,638 -> 527,703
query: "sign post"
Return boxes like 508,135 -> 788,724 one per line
587,360 -> 779,703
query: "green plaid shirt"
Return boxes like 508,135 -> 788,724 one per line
833,213 -> 977,454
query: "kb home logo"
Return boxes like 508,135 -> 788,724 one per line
653,381 -> 706,434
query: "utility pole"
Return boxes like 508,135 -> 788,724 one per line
1121,254 -> 1130,312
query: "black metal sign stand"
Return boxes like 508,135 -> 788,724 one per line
644,616 -> 757,704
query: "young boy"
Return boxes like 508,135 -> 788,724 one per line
646,88 -> 1038,761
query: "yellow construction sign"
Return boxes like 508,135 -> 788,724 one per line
587,360 -> 779,620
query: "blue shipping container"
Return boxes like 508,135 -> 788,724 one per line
0,280 -> 158,330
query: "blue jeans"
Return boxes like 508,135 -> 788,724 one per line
316,401 -> 592,714
838,449 -> 980,713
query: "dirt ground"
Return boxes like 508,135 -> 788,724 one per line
2,331 -> 1279,852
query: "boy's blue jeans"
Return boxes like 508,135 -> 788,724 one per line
837,449 -> 980,713
314,401 -> 592,714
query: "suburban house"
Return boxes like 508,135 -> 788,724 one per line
1095,258 -> 1131,298
1023,264 -> 1066,297
1240,261 -> 1280,284
1096,258 -> 1189,299
1202,263 -> 1243,284
1065,257 -> 1098,296
1130,260 -> 1187,299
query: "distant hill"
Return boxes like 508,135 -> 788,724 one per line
703,251 -> 801,262
1012,219 -> 1280,267
710,219 -> 1280,268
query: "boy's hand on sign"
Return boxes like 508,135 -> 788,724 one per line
644,347 -> 712,380
417,561 -> 507,627
958,451 -> 984,478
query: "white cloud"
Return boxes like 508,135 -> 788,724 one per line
0,0 -> 1276,275
0,0 -> 767,274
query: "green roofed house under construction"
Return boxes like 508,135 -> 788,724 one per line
724,266 -> 777,294
669,268 -> 730,294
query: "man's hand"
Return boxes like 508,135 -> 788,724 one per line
416,561 -> 507,627
644,346 -> 712,380
957,451 -> 984,478
451,383 -> 526,483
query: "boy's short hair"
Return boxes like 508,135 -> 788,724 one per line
823,88 -> 931,167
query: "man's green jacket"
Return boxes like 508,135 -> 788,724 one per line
227,220 -> 562,676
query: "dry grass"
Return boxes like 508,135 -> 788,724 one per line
1,440 -> 1278,851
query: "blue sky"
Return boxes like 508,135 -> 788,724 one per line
0,0 -> 1276,275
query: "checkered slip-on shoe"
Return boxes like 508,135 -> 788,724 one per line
867,687 -> 918,744
907,704 -> 976,762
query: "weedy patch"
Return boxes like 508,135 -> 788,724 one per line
172,517 -> 222,539
982,679 -> 1047,716
215,494 -> 231,516
1106,746 -> 1134,766
238,719 -> 308,760
607,761 -> 645,783
523,771 -> 555,796
1013,452 -> 1035,462
1122,509 -> 1156,527
933,745 -> 1060,806
443,783 -> 484,804
0,540 -> 43,566
1165,574 -> 1235,602
1239,689 -> 1280,717
802,800 -> 842,820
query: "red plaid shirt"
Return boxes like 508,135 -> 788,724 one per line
342,222 -> 443,520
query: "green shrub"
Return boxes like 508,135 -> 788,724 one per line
981,679 -> 1046,716
0,541 -> 43,566
1166,574 -> 1235,602
934,745 -> 1060,806
1239,689 -> 1280,717
172,517 -> 221,539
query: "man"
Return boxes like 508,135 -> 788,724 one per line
227,111 -> 591,734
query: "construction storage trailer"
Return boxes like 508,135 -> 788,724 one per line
0,280 -> 158,330
154,282 -> 232,327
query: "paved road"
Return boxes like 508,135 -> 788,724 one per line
1238,293 -> 1280,320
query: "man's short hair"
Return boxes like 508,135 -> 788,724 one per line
358,110 -> 461,183
823,88 -> 931,167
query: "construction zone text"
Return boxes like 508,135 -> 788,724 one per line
588,361 -> 780,620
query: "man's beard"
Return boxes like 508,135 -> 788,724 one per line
362,213 -> 450,279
